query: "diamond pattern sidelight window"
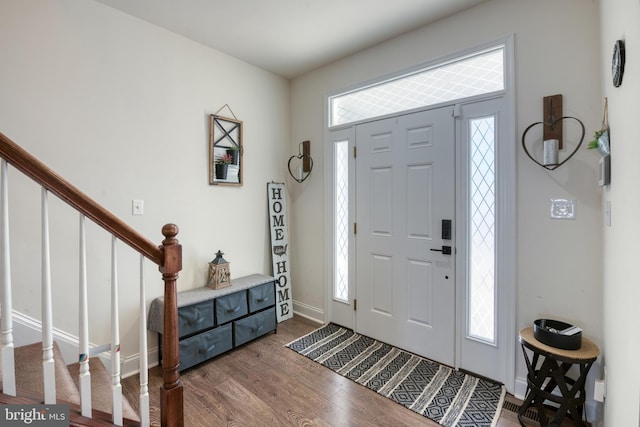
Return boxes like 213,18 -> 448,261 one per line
334,140 -> 349,302
330,46 -> 504,127
469,117 -> 496,343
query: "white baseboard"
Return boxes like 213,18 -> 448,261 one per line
10,309 -> 155,378
514,375 -> 527,400
292,300 -> 324,324
12,310 -> 80,366
119,347 -> 160,379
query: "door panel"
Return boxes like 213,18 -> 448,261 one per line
371,254 -> 393,315
355,107 -> 455,366
371,167 -> 392,235
407,259 -> 432,326
407,164 -> 432,238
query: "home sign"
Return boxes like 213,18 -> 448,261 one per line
267,182 -> 293,322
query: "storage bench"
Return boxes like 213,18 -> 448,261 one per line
148,273 -> 277,371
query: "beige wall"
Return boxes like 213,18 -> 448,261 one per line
599,0 -> 640,425
2,0 -> 638,424
0,0 -> 289,361
290,0 -> 606,420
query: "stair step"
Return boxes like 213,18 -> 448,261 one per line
0,387 -> 140,427
1,342 -> 140,425
3,341 -> 82,404
67,357 -> 140,422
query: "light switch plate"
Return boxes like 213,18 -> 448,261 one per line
550,199 -> 576,219
132,199 -> 144,215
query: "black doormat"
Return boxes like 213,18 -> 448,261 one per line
287,323 -> 505,427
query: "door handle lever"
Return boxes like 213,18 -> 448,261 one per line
430,246 -> 452,255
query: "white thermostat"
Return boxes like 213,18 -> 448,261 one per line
550,199 -> 576,220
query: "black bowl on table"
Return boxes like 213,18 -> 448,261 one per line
533,319 -> 582,350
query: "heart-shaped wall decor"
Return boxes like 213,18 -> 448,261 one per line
521,116 -> 585,170
288,154 -> 313,183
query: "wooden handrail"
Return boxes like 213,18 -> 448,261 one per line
1,132 -> 183,426
0,132 -> 162,265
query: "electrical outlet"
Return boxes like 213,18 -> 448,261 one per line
594,379 -> 606,402
132,199 -> 144,215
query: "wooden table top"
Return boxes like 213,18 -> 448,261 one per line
519,327 -> 600,362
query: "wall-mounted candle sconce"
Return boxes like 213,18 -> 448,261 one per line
522,94 -> 585,170
288,140 -> 313,183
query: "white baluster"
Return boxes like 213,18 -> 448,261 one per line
79,214 -> 92,417
111,236 -> 123,425
139,254 -> 150,427
0,159 -> 16,396
42,188 -> 56,404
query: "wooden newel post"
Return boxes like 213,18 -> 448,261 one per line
159,224 -> 184,427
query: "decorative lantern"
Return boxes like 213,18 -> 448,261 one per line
207,250 -> 231,289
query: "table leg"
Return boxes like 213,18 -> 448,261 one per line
519,345 -> 556,426
550,361 -> 593,426
518,345 -> 591,427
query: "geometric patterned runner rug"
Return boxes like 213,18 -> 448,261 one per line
286,323 -> 505,427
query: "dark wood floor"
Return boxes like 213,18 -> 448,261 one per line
122,315 -> 578,426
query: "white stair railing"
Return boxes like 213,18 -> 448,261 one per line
111,236 -> 124,426
41,188 -> 56,404
78,213 -> 92,417
139,254 -> 150,427
0,158 -> 16,396
1,133 -> 180,425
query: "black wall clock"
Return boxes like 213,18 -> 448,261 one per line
612,40 -> 625,87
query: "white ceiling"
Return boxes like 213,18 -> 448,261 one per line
93,0 -> 487,79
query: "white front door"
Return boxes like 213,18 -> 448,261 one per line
355,106 -> 455,365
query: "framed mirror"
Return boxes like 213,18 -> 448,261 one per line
209,114 -> 243,185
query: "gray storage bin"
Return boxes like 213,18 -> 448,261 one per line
248,281 -> 275,312
234,307 -> 276,346
178,300 -> 214,338
215,291 -> 248,325
179,323 -> 232,370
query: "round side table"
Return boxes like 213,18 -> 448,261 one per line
518,327 -> 599,426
